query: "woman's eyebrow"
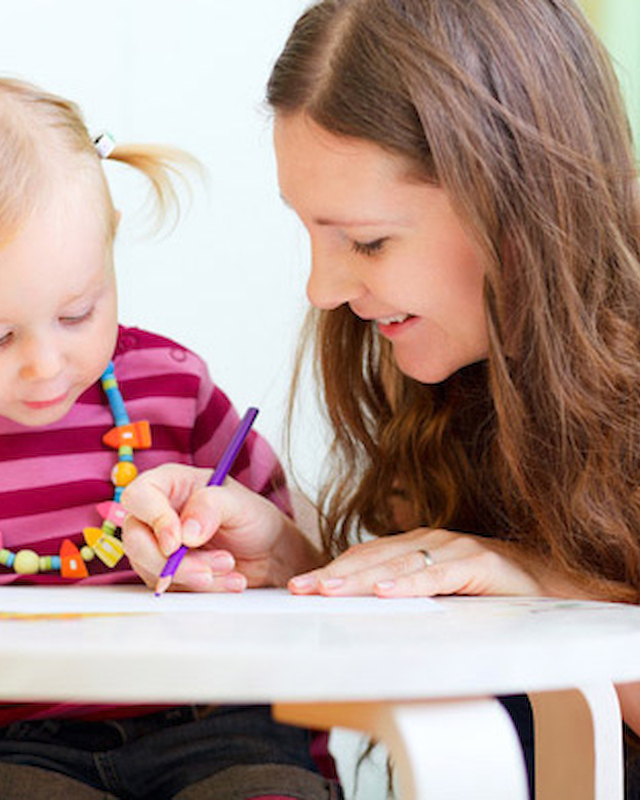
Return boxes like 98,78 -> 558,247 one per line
279,194 -> 407,228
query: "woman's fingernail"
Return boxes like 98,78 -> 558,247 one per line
182,518 -> 202,545
289,574 -> 317,590
320,578 -> 345,591
376,580 -> 396,591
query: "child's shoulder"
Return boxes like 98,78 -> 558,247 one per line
113,325 -> 210,380
115,325 -> 196,356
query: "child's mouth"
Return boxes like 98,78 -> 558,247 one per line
24,391 -> 69,410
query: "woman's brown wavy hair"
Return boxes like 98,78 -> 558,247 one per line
267,0 -> 640,602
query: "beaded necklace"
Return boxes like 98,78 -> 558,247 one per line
0,362 -> 151,578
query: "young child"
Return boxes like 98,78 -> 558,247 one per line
0,77 -> 341,800
121,0 -> 640,796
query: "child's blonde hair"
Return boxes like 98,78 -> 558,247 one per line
0,76 -> 196,245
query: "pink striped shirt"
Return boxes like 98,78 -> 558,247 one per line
0,325 -> 290,724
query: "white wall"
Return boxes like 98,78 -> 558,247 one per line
0,0 -> 323,487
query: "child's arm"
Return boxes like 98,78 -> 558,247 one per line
121,465 -> 326,592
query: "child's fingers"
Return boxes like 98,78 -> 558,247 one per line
121,517 -> 168,589
122,516 -> 243,592
121,464 -> 216,555
121,483 -> 180,556
169,550 -> 247,593
177,480 -> 261,549
177,487 -> 229,549
170,570 -> 248,593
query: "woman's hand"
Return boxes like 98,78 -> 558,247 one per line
121,464 -> 324,592
288,527 -> 546,598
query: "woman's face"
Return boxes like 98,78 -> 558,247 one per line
274,113 -> 489,384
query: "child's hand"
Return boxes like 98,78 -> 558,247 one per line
121,464 -> 324,592
288,527 -> 548,598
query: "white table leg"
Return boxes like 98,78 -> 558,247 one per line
274,698 -> 529,800
529,683 -> 623,800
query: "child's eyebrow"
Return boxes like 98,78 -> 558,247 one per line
61,268 -> 110,305
59,287 -> 96,306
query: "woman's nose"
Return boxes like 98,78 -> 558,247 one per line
306,249 -> 366,310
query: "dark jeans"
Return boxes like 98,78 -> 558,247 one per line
0,705 -> 343,800
504,697 -> 640,800
625,729 -> 640,800
500,695 -> 534,800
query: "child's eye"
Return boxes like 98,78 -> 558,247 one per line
351,238 -> 388,257
0,332 -> 13,348
60,308 -> 94,326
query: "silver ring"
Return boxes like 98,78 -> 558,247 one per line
418,548 -> 434,567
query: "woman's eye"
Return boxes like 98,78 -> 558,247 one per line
351,238 -> 388,257
0,332 -> 13,348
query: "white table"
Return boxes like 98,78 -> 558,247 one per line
0,586 -> 639,799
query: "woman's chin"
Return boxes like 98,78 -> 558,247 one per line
395,354 -> 487,385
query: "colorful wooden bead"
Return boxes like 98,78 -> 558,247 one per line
118,446 -> 134,461
38,556 -> 54,572
92,533 -> 125,568
13,550 -> 40,575
80,546 -> 95,562
0,363 -> 150,580
111,461 -> 138,487
103,421 -> 151,450
60,539 -> 89,579
83,528 -> 103,549
96,501 -> 127,527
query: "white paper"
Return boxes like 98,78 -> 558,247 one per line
0,585 -> 443,615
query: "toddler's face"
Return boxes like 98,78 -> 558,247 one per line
274,113 -> 489,384
0,179 -> 118,426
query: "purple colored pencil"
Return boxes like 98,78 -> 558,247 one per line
154,407 -> 259,596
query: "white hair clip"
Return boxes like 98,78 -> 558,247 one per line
93,131 -> 116,159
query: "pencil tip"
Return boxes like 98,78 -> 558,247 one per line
154,576 -> 171,597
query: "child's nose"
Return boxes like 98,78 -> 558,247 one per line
20,336 -> 63,381
306,251 -> 366,311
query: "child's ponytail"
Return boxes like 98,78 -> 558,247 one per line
103,142 -> 203,235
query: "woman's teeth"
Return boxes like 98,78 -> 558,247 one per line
378,314 -> 411,325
